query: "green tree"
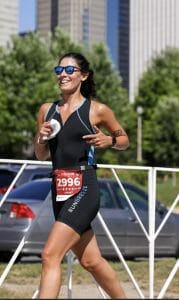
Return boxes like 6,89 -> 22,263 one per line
135,47 -> 179,166
136,47 -> 179,116
145,97 -> 179,167
0,32 -> 56,158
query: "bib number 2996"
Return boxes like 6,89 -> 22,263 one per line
56,176 -> 81,187
54,169 -> 82,201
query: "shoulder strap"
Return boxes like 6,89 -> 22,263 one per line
76,99 -> 95,134
45,100 -> 59,121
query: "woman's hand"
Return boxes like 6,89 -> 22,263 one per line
82,125 -> 112,149
38,121 -> 53,143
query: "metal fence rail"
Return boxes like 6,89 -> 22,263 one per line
0,159 -> 178,299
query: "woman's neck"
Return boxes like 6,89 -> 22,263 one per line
62,93 -> 85,106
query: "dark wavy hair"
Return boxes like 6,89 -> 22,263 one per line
58,52 -> 96,99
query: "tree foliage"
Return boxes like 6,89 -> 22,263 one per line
135,47 -> 179,166
136,47 -> 179,114
0,33 -> 57,157
145,97 -> 179,167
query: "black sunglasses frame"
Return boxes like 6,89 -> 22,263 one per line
54,65 -> 81,75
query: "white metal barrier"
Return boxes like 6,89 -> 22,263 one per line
0,159 -> 178,299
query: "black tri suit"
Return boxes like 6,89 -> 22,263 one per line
46,98 -> 100,235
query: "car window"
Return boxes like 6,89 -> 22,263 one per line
99,184 -> 117,208
113,183 -> 148,211
0,170 -> 17,187
17,171 -> 31,185
32,174 -> 50,180
7,180 -> 51,201
17,168 -> 51,185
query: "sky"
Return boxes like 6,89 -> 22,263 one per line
19,0 -> 36,33
19,0 -> 118,65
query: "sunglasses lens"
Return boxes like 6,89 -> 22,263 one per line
65,66 -> 74,74
54,66 -> 63,75
54,65 -> 79,75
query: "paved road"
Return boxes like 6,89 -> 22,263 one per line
3,282 -> 140,299
59,283 -> 140,298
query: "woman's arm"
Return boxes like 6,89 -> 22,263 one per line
34,103 -> 52,161
83,101 -> 129,150
100,104 -> 129,150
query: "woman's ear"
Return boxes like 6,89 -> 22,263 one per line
81,72 -> 89,82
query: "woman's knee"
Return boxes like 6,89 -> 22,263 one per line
41,247 -> 63,266
41,247 -> 53,265
79,255 -> 104,272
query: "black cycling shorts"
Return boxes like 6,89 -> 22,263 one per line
51,168 -> 100,235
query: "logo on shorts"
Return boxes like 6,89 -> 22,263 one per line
68,186 -> 87,213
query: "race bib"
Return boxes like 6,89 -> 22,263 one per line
54,169 -> 83,201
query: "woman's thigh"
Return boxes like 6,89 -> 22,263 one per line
72,229 -> 102,262
42,221 -> 81,260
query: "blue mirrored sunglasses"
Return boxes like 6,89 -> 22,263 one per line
54,65 -> 81,75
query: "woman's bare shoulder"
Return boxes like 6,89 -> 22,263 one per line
37,102 -> 54,122
39,102 -> 52,115
91,99 -> 112,114
39,102 -> 53,113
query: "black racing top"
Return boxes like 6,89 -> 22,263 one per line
46,98 -> 96,170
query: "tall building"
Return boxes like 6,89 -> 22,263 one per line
37,0 -> 106,47
0,0 -> 19,47
119,0 -> 179,103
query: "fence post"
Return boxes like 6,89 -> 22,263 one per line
148,167 -> 156,299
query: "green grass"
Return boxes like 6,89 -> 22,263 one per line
157,176 -> 179,207
0,259 -> 179,298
